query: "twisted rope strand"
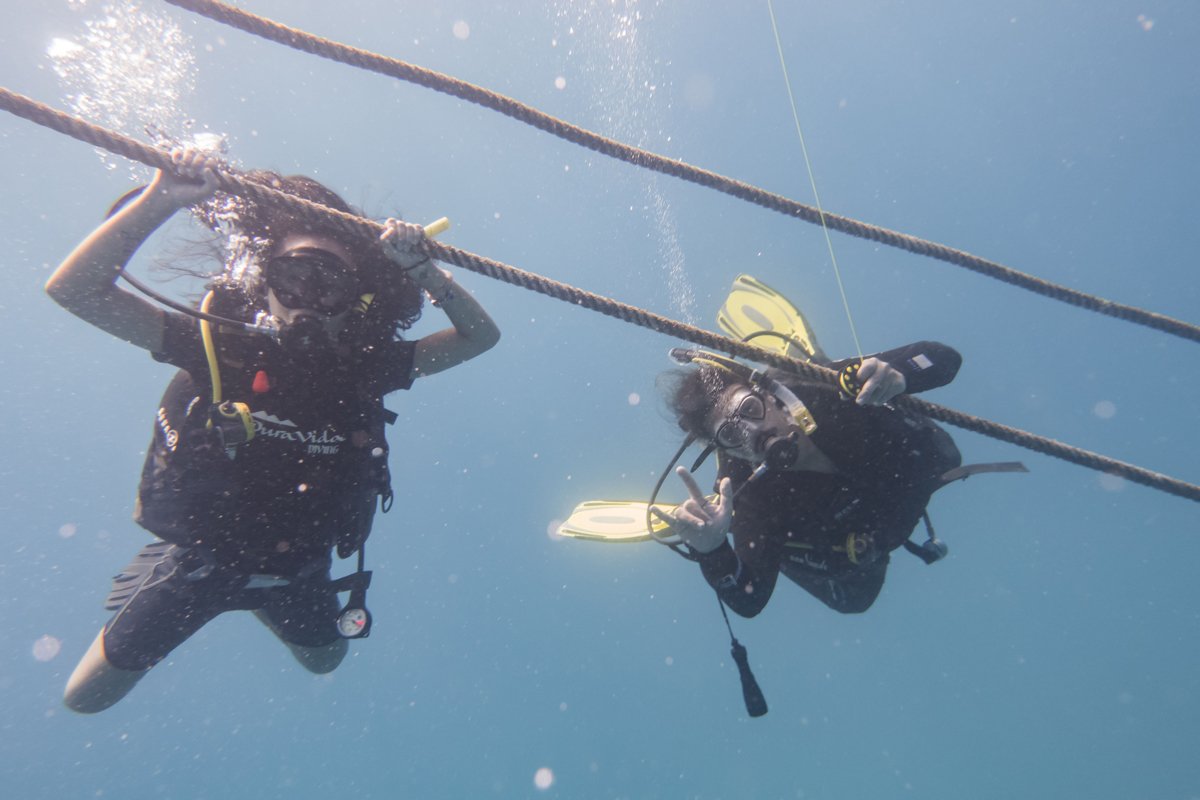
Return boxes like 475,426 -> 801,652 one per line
160,0 -> 1200,345
2,86 -> 1196,503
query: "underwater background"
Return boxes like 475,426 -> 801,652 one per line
2,1 -> 1198,798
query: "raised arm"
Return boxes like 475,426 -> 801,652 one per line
695,518 -> 785,618
829,341 -> 962,405
379,219 -> 500,377
45,149 -> 220,353
648,466 -> 781,618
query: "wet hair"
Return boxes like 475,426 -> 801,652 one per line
658,366 -> 746,437
111,171 -> 424,348
222,170 -> 424,339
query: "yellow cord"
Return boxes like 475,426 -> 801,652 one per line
199,290 -> 223,404
766,0 -> 864,362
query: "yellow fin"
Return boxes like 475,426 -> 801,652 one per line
556,495 -> 718,544
556,500 -> 673,543
716,273 -> 826,362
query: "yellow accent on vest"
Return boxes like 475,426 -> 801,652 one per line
845,531 -> 860,564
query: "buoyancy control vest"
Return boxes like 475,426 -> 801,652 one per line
133,306 -> 395,573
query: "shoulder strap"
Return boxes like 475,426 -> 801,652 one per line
904,461 -> 1030,564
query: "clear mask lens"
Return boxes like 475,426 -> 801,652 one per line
714,392 -> 766,449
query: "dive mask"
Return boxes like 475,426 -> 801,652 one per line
669,348 -> 817,442
665,348 -> 818,488
711,386 -> 807,471
265,248 -> 359,316
713,390 -> 768,450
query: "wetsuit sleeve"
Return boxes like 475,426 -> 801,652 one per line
693,504 -> 785,618
829,341 -> 961,394
368,338 -> 419,396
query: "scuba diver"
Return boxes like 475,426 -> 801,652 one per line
46,147 -> 500,713
653,339 -> 964,616
559,276 -> 1023,714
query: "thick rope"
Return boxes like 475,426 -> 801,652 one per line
2,86 -> 1196,503
160,0 -> 1200,346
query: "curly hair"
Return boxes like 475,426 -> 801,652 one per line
657,365 -> 745,438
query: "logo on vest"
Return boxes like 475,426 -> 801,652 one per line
250,410 -> 346,455
156,407 -> 179,451
786,550 -> 832,574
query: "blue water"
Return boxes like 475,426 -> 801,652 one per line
2,2 -> 1198,798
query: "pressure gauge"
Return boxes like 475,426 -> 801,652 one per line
336,606 -> 371,639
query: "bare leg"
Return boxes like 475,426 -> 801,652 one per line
63,629 -> 149,714
252,610 -> 348,674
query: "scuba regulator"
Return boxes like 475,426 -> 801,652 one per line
667,347 -> 816,495
210,399 -> 254,450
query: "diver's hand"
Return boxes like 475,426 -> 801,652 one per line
380,217 -> 434,271
650,467 -> 733,554
381,218 -> 456,299
145,146 -> 221,209
855,357 -> 906,406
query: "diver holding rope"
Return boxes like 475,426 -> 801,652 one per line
47,147 -> 500,713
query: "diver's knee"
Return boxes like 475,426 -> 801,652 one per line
291,638 -> 348,674
63,629 -> 148,714
834,600 -> 874,614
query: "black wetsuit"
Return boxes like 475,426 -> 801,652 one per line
102,312 -> 416,671
694,342 -> 962,616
